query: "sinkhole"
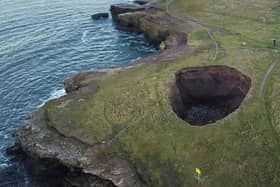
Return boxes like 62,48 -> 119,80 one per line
170,65 -> 251,126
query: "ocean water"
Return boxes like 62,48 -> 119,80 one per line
0,0 -> 155,185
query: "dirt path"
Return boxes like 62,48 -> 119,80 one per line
259,59 -> 279,98
165,0 -> 219,62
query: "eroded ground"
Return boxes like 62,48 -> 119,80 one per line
170,65 -> 251,126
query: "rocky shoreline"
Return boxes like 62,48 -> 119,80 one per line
8,1 -> 194,186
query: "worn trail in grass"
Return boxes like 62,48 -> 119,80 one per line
260,59 -> 280,97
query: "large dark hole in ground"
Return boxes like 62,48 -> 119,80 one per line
170,65 -> 251,126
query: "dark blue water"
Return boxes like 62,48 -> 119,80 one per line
0,0 -> 155,185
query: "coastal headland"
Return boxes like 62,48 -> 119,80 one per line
10,0 -> 280,186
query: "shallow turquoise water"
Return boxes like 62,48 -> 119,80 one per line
0,0 -> 155,185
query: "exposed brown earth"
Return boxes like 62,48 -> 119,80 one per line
170,66 -> 251,126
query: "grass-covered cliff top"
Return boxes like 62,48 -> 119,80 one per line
45,0 -> 280,186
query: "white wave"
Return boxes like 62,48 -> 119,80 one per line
131,56 -> 141,62
0,163 -> 9,169
38,88 -> 66,107
49,88 -> 66,99
81,30 -> 89,43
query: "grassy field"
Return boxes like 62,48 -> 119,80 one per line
45,0 -> 280,186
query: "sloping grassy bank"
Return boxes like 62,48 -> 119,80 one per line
44,0 -> 280,186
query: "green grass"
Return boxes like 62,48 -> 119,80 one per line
44,0 -> 280,186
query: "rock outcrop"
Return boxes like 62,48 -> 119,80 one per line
13,74 -> 142,186
134,0 -> 149,5
110,4 -> 146,21
110,4 -> 188,48
91,13 -> 109,20
64,71 -> 107,94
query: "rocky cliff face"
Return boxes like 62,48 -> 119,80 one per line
111,4 -> 188,48
13,77 -> 142,186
